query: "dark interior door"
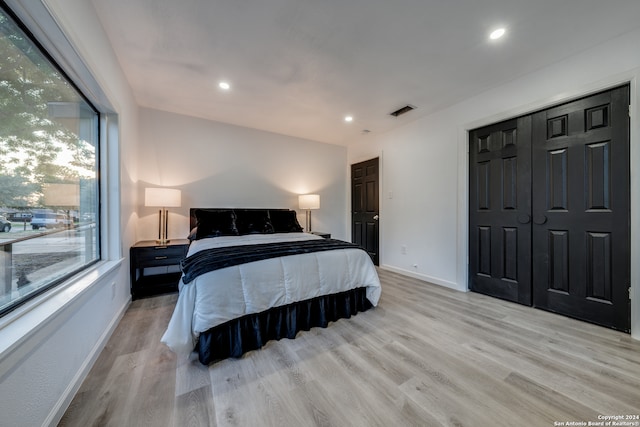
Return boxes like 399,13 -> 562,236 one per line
469,117 -> 532,305
531,85 -> 630,331
352,158 -> 379,265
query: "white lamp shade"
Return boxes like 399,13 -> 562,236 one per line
43,183 -> 79,206
145,188 -> 181,208
298,194 -> 320,210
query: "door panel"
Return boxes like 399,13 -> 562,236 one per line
469,117 -> 532,305
531,85 -> 630,331
351,158 -> 379,265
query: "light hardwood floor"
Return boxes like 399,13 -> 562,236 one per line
59,269 -> 640,427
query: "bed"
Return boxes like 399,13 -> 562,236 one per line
161,208 -> 381,365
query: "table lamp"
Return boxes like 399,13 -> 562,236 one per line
145,188 -> 181,244
298,194 -> 320,232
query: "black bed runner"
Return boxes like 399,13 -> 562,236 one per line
181,238 -> 363,284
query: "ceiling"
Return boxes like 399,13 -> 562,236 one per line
91,0 -> 640,146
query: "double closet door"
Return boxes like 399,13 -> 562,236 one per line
469,85 -> 630,332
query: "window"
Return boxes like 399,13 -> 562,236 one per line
0,6 -> 100,316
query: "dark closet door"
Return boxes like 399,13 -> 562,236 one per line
352,158 -> 379,265
531,86 -> 630,331
469,117 -> 532,305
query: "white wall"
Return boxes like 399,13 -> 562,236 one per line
137,108 -> 348,241
0,1 -> 139,426
348,27 -> 640,338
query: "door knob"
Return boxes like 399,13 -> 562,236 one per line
517,214 -> 531,224
373,215 -> 379,220
533,215 -> 548,225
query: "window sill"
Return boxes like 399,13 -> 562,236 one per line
0,259 -> 124,362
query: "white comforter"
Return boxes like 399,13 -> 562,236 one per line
161,233 -> 381,355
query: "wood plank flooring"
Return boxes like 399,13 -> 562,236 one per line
59,269 -> 640,427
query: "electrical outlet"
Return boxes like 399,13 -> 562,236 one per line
111,282 -> 116,300
401,245 -> 407,255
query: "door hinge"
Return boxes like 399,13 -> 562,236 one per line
630,286 -> 632,300
630,105 -> 632,118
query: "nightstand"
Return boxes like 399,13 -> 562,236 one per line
130,239 -> 189,299
310,231 -> 331,239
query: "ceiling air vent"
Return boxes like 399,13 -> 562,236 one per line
389,104 -> 416,117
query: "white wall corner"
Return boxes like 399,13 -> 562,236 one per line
380,264 -> 465,292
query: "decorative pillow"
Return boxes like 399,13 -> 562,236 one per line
269,210 -> 303,233
235,209 -> 274,235
194,209 -> 238,239
187,227 -> 198,241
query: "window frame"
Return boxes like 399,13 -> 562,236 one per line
0,0 -> 117,317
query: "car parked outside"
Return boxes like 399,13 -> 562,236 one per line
0,216 -> 11,232
31,210 -> 72,230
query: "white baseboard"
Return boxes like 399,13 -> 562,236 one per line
46,297 -> 130,427
379,264 -> 466,292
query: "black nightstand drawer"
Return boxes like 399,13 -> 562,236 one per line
135,245 -> 187,265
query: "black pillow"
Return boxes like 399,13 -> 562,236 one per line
194,209 -> 238,239
269,210 -> 303,233
235,209 -> 274,235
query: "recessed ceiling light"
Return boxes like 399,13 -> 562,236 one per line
489,28 -> 506,40
218,81 -> 231,90
344,116 -> 353,122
